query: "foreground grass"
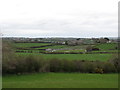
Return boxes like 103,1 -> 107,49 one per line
3,73 -> 118,88
17,53 -> 113,61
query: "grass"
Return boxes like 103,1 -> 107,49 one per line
17,53 -> 113,61
14,42 -> 89,50
14,43 -> 118,54
14,42 -> 115,62
92,50 -> 118,53
2,73 -> 118,88
37,45 -> 90,50
14,42 -> 116,62
14,43 -> 51,48
42,54 -> 113,61
95,43 -> 117,50
54,49 -> 85,52
34,45 -> 69,49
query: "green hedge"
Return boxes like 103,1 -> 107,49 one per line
2,55 -> 118,75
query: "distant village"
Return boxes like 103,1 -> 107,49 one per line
2,37 -> 118,45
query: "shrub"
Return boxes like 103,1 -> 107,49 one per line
39,60 -> 50,72
108,59 -> 119,73
102,62 -> 117,73
62,60 -> 76,72
3,54 -> 45,74
95,68 -> 104,74
86,46 -> 92,52
49,58 -> 63,72
74,60 -> 82,72
79,61 -> 96,73
16,55 -> 44,73
15,55 -> 28,73
2,55 -> 17,74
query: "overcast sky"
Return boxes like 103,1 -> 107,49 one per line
0,0 -> 119,38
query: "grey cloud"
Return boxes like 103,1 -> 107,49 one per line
0,12 -> 117,38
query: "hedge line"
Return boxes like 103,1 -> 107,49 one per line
2,54 -> 119,75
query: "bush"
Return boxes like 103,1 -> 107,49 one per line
3,55 -> 118,74
49,58 -> 63,72
95,68 -> 103,74
2,54 -> 17,74
109,57 -> 120,73
62,60 -> 76,72
3,54 -> 45,74
77,61 -> 97,73
3,54 -> 118,75
102,62 -> 117,73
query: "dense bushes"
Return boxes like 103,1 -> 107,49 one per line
3,55 -> 44,74
2,55 -> 118,75
109,56 -> 120,73
15,55 -> 43,73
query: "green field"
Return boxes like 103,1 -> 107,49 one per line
3,73 -> 118,88
14,43 -> 51,48
14,43 -> 117,53
53,49 -> 85,52
17,53 -> 113,61
93,50 -> 118,53
95,43 -> 117,50
34,45 -> 69,49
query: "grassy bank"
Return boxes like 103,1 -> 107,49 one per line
3,73 -> 118,88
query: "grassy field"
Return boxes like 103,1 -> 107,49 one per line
92,50 -> 118,52
2,73 -> 118,88
14,42 -> 117,53
95,43 -> 117,50
14,42 -> 117,49
34,45 -> 69,49
54,49 -> 85,52
14,43 -> 51,48
17,53 -> 113,61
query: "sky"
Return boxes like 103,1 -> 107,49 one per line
0,0 -> 119,38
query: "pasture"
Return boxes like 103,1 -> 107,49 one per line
14,43 -> 51,48
14,42 -> 117,53
2,73 -> 118,88
95,43 -> 117,50
17,53 -> 113,61
14,42 -> 117,62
